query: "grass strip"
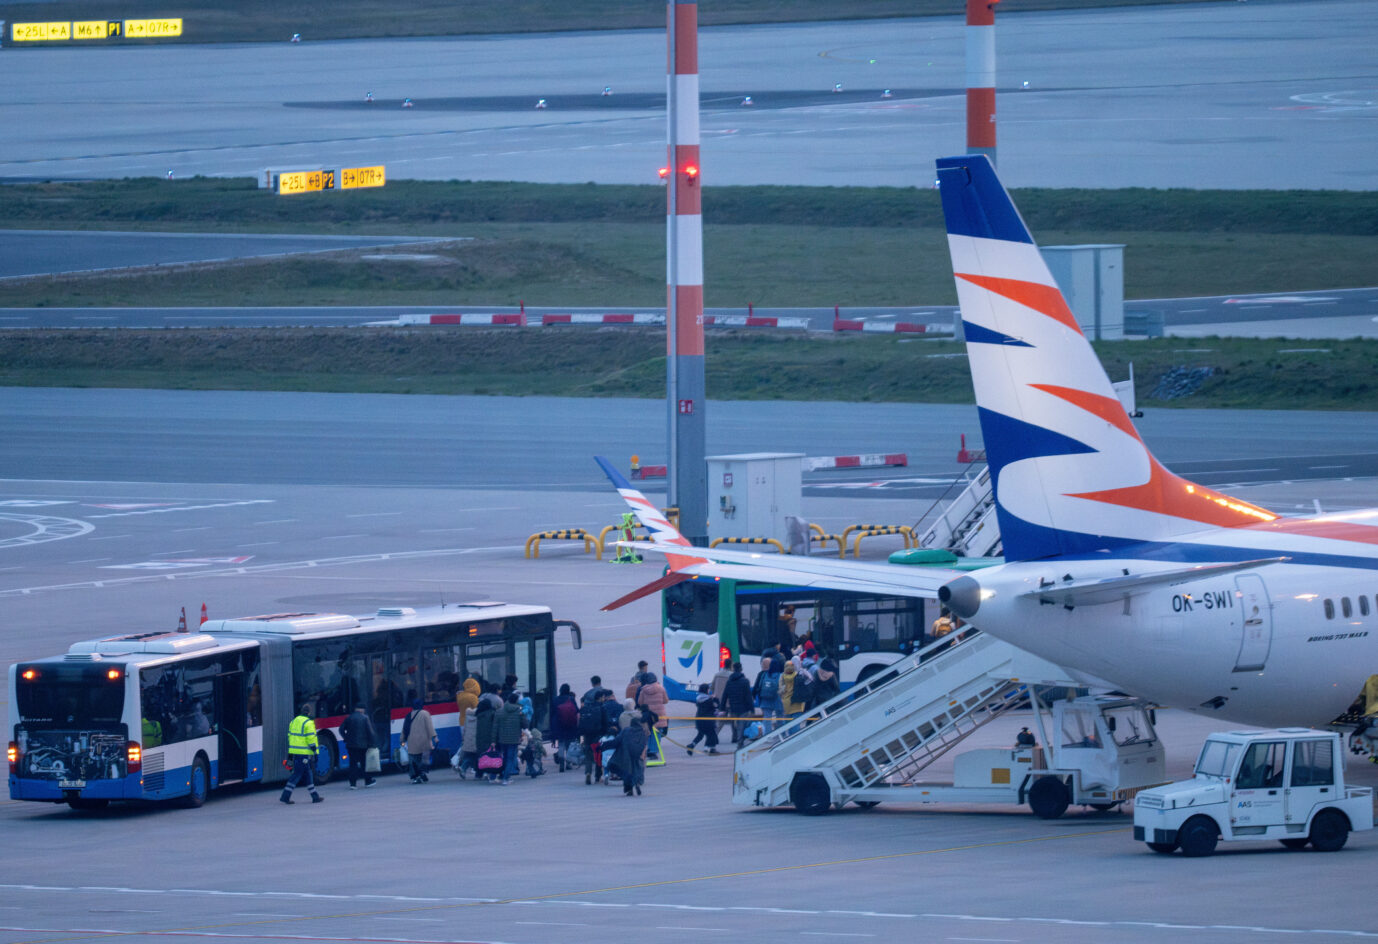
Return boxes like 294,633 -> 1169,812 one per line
3,329 -> 1376,410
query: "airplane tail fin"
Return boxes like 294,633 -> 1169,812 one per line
935,155 -> 1275,561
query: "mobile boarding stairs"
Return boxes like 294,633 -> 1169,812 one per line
733,631 -> 1167,818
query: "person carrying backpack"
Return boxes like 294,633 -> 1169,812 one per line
578,689 -> 608,785
721,662 -> 754,744
550,683 -> 580,771
753,658 -> 784,733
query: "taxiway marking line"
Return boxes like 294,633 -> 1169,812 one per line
0,831 -> 1128,943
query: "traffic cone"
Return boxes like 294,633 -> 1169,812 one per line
200,603 -> 208,625
177,607 -> 187,633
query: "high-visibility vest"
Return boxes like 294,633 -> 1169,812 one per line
288,715 -> 318,756
142,717 -> 163,747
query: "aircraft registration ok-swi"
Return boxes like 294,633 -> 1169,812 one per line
598,154 -> 1378,730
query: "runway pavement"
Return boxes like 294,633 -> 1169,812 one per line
1,1 -> 1374,189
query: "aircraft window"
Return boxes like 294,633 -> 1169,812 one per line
1342,597 -> 1353,618
1324,599 -> 1334,619
1360,597 -> 1370,617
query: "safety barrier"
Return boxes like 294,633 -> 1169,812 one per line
957,433 -> 987,464
804,452 -> 907,471
809,522 -> 844,556
830,304 -> 952,335
709,536 -> 787,554
839,523 -> 914,558
525,528 -> 600,559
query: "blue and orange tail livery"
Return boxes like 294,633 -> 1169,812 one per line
936,155 -> 1275,562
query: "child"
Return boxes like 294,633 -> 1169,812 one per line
520,727 -> 546,778
687,683 -> 720,755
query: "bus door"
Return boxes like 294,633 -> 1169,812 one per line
215,671 -> 247,783
364,654 -> 395,758
512,636 -> 553,731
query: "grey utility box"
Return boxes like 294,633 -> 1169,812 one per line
1041,244 -> 1125,340
705,452 -> 804,546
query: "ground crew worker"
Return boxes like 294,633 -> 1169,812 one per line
280,704 -> 324,804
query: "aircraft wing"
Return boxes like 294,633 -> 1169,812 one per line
594,455 -> 957,607
625,540 -> 955,599
1021,557 -> 1289,608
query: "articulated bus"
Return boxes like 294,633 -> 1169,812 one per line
8,602 -> 580,810
662,575 -> 936,701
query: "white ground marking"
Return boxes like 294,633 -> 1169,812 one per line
0,513 -> 93,548
85,500 -> 274,518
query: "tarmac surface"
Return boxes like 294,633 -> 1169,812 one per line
0,467 -> 1376,944
1,1 -> 1375,189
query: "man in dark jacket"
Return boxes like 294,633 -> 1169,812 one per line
721,662 -> 754,744
577,688 -> 608,785
494,693 -> 524,785
339,703 -> 377,789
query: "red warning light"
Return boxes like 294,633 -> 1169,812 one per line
684,164 -> 699,178
658,167 -> 670,179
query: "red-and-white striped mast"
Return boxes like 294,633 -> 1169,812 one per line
966,0 -> 999,166
665,0 -> 707,545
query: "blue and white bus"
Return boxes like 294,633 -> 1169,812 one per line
8,602 -> 580,810
661,575 -> 933,701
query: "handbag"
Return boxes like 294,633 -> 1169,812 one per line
477,744 -> 504,772
364,747 -> 381,773
397,743 -> 410,768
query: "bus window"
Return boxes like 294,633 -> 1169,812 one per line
737,601 -> 772,655
464,642 -> 507,692
666,580 -> 718,635
178,659 -> 217,741
423,643 -> 462,701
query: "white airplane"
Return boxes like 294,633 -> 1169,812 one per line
598,154 -> 1378,729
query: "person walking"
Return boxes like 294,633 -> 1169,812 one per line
625,661 -> 649,700
721,662 -> 754,744
780,661 -> 803,719
403,699 -> 437,784
472,698 -> 498,781
614,707 -> 649,796
753,658 -> 785,732
280,704 -> 324,804
339,703 -> 378,789
577,688 -> 608,785
687,683 -> 720,755
813,657 -> 841,708
455,677 -> 480,734
495,693 -> 524,785
550,683 -> 580,771
634,672 -> 670,738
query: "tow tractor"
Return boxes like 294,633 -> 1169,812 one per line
1133,728 -> 1374,857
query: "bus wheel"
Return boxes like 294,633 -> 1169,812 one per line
66,797 -> 109,812
1088,802 -> 1118,812
1146,841 -> 1178,854
1177,816 -> 1219,858
789,773 -> 831,816
182,755 -> 210,809
1028,777 -> 1070,819
314,733 -> 338,785
855,665 -> 886,684
1308,810 -> 1349,852
1279,838 -> 1310,850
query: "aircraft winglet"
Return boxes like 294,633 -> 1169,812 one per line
594,454 -> 708,574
